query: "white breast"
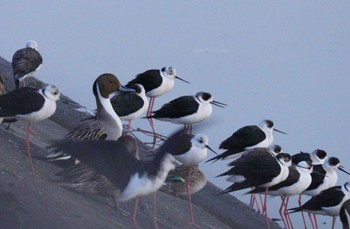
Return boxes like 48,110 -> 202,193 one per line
17,98 -> 56,122
147,76 -> 175,97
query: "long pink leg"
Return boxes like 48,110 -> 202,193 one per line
263,188 -> 270,229
308,212 -> 316,229
249,192 -> 261,213
313,214 -> 318,229
284,197 -> 294,229
186,165 -> 200,228
249,191 -> 254,207
299,194 -> 307,229
258,193 -> 264,213
331,216 -> 336,229
249,192 -> 262,213
147,97 -> 155,127
279,196 -> 288,229
132,197 -> 141,229
147,97 -> 157,147
127,121 -> 132,132
25,122 -> 36,184
148,98 -> 155,125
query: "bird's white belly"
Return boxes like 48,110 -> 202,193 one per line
16,100 -> 56,122
175,149 -> 207,165
160,104 -> 212,124
147,78 -> 174,97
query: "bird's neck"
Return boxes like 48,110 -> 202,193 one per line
96,95 -> 122,130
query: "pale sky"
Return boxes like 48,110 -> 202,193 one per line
1,1 -> 350,228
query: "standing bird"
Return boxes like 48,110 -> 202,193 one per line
219,152 -> 291,193
126,67 -> 190,138
340,199 -> 350,229
46,73 -> 134,167
0,85 -> 60,182
303,157 -> 350,229
219,151 -> 292,229
207,119 -> 286,162
250,160 -> 313,229
303,156 -> 350,197
12,40 -> 43,88
171,133 -> 217,226
149,91 -> 227,134
111,84 -> 148,132
292,149 -> 328,227
289,182 -> 350,229
228,144 -> 283,211
49,128 -> 201,229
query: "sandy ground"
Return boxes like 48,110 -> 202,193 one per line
0,56 -> 281,229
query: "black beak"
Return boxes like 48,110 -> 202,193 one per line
211,100 -> 228,108
273,128 -> 287,135
206,145 -> 218,155
175,76 -> 190,84
339,166 -> 350,175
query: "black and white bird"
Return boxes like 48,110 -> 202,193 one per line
126,67 -> 189,99
303,156 -> 350,197
303,157 -> 350,229
12,40 -> 43,88
169,133 -> 217,226
250,160 -> 313,229
340,199 -> 350,229
149,91 -> 227,134
207,119 -> 286,162
51,128 -> 203,228
226,144 -> 283,212
292,149 -> 328,227
293,151 -> 350,229
218,151 -> 291,229
0,84 -> 60,182
289,182 -> 350,229
219,151 -> 291,193
292,149 -> 327,166
111,84 -> 148,132
126,67 -> 190,136
46,73 -> 134,167
173,133 -> 217,165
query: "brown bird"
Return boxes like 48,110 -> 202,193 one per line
12,40 -> 43,88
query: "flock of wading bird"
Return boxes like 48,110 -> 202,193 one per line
0,40 -> 350,229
